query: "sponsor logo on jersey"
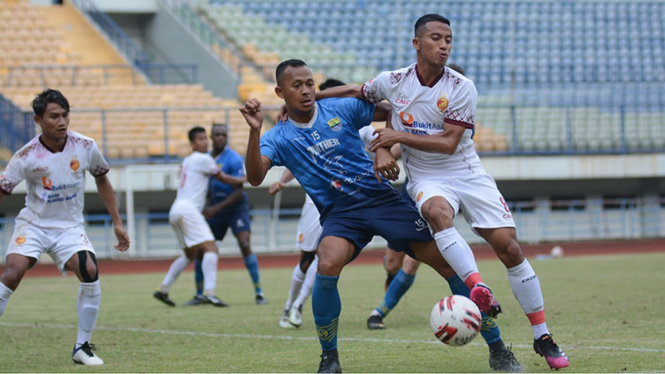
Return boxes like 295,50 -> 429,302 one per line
32,166 -> 48,173
395,98 -> 411,105
42,177 -> 52,191
331,179 -> 343,191
298,233 -> 304,243
306,138 -> 340,159
15,236 -> 26,245
70,156 -> 80,172
399,111 -> 442,131
327,117 -> 342,132
416,191 -> 424,202
437,94 -> 449,112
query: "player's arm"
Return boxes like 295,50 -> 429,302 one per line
95,174 -> 130,252
371,122 -> 465,155
269,169 -> 294,195
202,188 -> 244,219
315,84 -> 363,100
212,170 -> 246,186
241,98 -> 272,186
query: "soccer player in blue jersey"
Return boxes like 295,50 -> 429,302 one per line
182,123 -> 266,306
241,59 -> 498,373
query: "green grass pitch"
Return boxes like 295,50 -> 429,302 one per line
1,252 -> 664,372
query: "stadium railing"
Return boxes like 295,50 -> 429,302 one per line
0,196 -> 662,261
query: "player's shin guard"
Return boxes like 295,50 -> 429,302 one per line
312,274 -> 340,351
76,280 -> 101,346
507,259 -> 549,338
375,269 -> 415,318
433,228 -> 481,287
243,253 -> 262,294
202,252 -> 218,295
446,274 -> 502,345
0,281 -> 13,317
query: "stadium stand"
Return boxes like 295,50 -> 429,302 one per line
0,0 -> 248,159
186,0 -> 665,154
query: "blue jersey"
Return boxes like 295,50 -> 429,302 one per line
208,147 -> 248,211
260,98 -> 398,219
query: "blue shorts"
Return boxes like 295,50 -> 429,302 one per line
206,209 -> 251,241
319,194 -> 432,261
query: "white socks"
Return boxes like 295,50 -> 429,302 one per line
284,263 -> 306,310
160,255 -> 191,293
507,259 -> 544,314
293,255 -> 318,308
202,252 -> 218,295
0,281 -> 14,317
76,281 -> 101,346
433,227 -> 480,281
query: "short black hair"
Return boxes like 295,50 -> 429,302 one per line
211,123 -> 228,133
414,14 -> 450,37
447,63 -> 465,76
188,126 -> 206,142
275,59 -> 308,86
32,88 -> 69,118
319,78 -> 346,91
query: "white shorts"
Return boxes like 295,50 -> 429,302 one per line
407,173 -> 515,235
295,196 -> 322,252
6,223 -> 95,276
169,200 -> 215,249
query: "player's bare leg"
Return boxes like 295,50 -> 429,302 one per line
0,254 -> 36,317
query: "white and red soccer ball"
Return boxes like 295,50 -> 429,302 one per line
430,295 -> 482,347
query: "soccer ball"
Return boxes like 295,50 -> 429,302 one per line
430,295 -> 482,347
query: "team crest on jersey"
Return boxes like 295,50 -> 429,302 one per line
416,191 -> 424,202
70,156 -> 80,172
15,236 -> 26,245
327,117 -> 342,132
42,176 -> 52,191
437,94 -> 449,112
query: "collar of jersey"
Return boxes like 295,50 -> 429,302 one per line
287,102 -> 318,129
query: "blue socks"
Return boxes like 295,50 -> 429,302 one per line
446,274 -> 502,345
243,253 -> 262,294
194,258 -> 204,296
375,269 -> 416,317
312,274 -> 341,351
195,254 -> 263,296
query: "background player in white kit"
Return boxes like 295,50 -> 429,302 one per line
153,126 -> 244,307
319,13 -> 569,370
0,89 -> 130,366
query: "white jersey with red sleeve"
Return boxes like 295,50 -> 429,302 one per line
0,131 -> 109,230
361,63 -> 486,179
173,151 -> 220,212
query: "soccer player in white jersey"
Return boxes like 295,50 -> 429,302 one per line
0,89 -> 130,366
320,14 -> 569,370
153,126 -> 244,307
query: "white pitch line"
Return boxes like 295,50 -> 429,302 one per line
2,321 -> 664,354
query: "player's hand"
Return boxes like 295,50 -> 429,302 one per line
275,104 -> 288,123
370,128 -> 401,151
374,147 -> 400,182
269,181 -> 286,195
113,225 -> 130,252
240,98 -> 264,130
